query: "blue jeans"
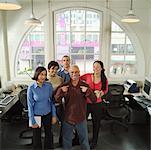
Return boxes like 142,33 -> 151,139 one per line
62,120 -> 90,150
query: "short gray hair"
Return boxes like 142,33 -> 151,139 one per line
69,64 -> 80,72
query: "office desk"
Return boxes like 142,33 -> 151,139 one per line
124,90 -> 150,124
124,90 -> 142,97
124,90 -> 151,111
0,88 -> 21,118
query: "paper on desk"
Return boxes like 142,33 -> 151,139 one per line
147,106 -> 151,115
29,116 -> 41,127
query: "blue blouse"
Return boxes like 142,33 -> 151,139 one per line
27,81 -> 56,125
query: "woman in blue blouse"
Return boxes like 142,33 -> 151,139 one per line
27,66 -> 57,150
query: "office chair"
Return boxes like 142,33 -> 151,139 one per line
105,84 -> 129,132
18,88 -> 33,145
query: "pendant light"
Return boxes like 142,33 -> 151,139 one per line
0,0 -> 21,10
121,0 -> 140,23
25,0 -> 41,26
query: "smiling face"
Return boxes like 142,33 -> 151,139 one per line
48,66 -> 59,77
37,70 -> 47,83
93,62 -> 102,75
69,65 -> 80,81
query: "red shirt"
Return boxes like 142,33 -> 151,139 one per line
80,73 -> 108,103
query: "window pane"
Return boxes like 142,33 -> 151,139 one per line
86,11 -> 100,31
71,32 -> 85,51
32,55 -> 45,69
16,24 -> 45,75
55,8 -> 102,73
110,21 -> 137,76
111,33 -> 125,44
111,21 -> 123,32
56,32 -> 70,61
71,10 -> 85,31
56,11 -> 70,31
86,32 -> 100,54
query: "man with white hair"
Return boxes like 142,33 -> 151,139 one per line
54,65 -> 96,150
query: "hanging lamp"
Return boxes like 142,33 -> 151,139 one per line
0,0 -> 21,10
25,0 -> 41,26
121,0 -> 140,23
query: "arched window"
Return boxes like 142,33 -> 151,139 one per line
15,9 -> 140,80
54,8 -> 102,74
15,23 -> 45,76
110,21 -> 137,76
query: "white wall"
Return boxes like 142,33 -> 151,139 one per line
148,7 -> 151,77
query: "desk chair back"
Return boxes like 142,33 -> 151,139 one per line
106,84 -> 125,108
19,88 -> 28,110
18,88 -> 33,145
105,84 -> 129,132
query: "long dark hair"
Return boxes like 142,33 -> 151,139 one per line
32,66 -> 48,81
93,60 -> 107,90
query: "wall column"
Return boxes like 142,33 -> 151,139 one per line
1,11 -> 10,84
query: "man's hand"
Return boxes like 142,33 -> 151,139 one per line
51,116 -> 57,125
80,86 -> 88,93
32,123 -> 39,128
61,86 -> 69,92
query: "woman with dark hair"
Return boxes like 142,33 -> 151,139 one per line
47,61 -> 63,90
80,60 -> 108,149
27,66 -> 57,150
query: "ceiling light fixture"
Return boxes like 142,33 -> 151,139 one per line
121,0 -> 140,23
0,0 -> 21,10
25,0 -> 41,26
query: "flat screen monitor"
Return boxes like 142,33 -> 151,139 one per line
142,77 -> 151,100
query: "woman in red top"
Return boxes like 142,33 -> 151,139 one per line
80,60 -> 108,149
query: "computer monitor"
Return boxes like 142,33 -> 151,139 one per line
142,77 -> 151,100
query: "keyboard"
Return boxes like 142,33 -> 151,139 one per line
134,96 -> 143,102
134,95 -> 151,104
135,95 -> 145,99
0,95 -> 16,106
142,99 -> 151,106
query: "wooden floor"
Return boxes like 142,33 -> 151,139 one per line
0,118 -> 150,150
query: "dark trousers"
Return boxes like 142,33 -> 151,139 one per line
33,113 -> 53,150
87,103 -> 105,144
56,104 -> 64,145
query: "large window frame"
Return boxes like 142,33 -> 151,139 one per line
54,8 -> 103,74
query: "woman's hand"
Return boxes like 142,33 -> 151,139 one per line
94,90 -> 104,98
51,116 -> 57,125
100,90 -> 104,97
32,123 -> 39,128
